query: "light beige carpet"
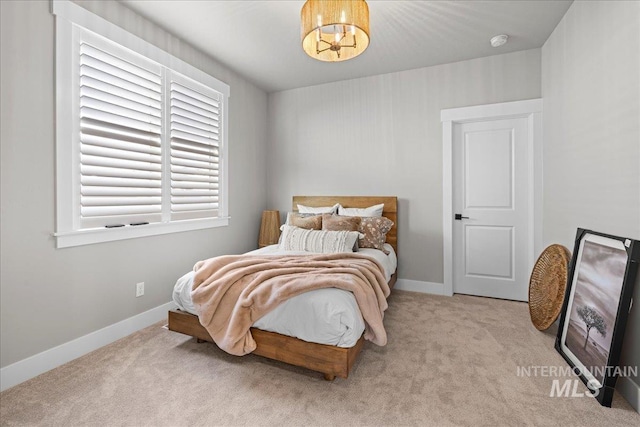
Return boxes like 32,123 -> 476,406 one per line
1,291 -> 638,426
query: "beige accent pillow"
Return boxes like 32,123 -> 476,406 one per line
288,213 -> 322,230
321,214 -> 361,232
279,225 -> 359,253
359,217 -> 394,254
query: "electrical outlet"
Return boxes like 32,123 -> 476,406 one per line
136,282 -> 144,297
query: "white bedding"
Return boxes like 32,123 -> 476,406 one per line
172,244 -> 397,348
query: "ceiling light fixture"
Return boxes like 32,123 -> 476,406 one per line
490,34 -> 509,48
301,0 -> 370,62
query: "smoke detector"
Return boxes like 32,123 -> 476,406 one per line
490,34 -> 509,48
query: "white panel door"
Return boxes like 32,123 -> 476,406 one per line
452,118 -> 530,301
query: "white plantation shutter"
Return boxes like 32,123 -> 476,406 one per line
169,74 -> 222,220
78,32 -> 164,228
54,4 -> 230,247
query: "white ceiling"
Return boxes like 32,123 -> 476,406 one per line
120,0 -> 572,93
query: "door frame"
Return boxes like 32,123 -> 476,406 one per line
441,99 -> 543,298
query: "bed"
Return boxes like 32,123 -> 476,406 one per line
167,196 -> 398,380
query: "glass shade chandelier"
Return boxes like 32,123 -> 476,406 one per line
301,0 -> 370,62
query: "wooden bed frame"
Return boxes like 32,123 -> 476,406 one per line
167,196 -> 398,380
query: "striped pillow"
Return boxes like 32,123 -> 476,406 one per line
279,225 -> 359,254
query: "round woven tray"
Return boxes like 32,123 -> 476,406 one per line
528,244 -> 571,331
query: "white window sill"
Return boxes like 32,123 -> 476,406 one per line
54,217 -> 230,248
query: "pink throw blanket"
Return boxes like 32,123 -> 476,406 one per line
191,253 -> 391,356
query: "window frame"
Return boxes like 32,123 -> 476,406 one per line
53,0 -> 230,248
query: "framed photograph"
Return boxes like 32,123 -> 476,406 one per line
555,228 -> 639,407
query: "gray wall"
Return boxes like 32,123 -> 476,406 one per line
542,0 -> 639,402
267,49 -> 542,284
0,0 -> 268,367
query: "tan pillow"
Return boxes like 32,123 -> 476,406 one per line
289,213 -> 322,230
322,214 -> 361,232
359,217 -> 394,254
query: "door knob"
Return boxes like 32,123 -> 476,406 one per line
455,214 -> 469,220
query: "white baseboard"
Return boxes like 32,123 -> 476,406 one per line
0,301 -> 176,392
395,279 -> 446,295
616,375 -> 640,413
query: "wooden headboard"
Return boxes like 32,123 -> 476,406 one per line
292,196 -> 398,254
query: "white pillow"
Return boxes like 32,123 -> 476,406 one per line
279,225 -> 359,254
338,203 -> 384,217
297,203 -> 339,214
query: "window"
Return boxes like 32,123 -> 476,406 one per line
53,1 -> 229,248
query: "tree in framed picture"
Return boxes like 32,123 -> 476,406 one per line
555,228 -> 639,407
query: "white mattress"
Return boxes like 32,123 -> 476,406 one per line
172,244 -> 397,348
